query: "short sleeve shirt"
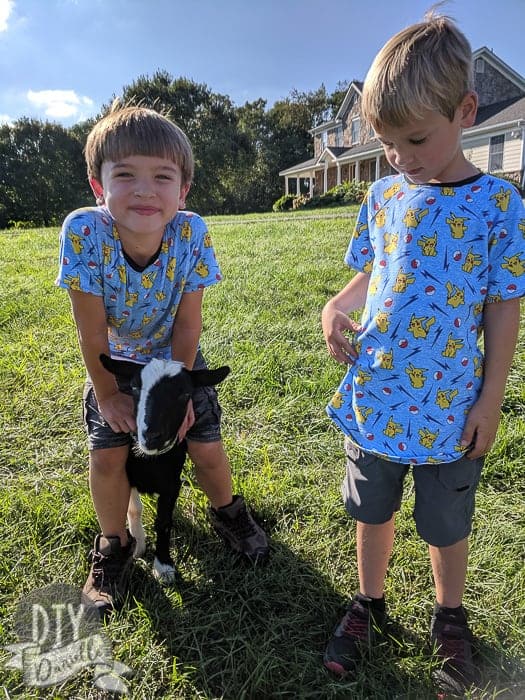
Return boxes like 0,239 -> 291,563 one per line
56,207 -> 222,363
326,173 -> 525,464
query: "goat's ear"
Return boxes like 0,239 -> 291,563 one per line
100,353 -> 141,379
189,365 -> 230,387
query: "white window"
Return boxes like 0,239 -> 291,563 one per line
335,127 -> 343,147
488,134 -> 504,171
474,57 -> 485,74
321,131 -> 328,148
351,117 -> 361,144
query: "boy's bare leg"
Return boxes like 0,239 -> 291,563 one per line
357,516 -> 395,598
429,537 -> 468,607
187,440 -> 233,508
89,446 -> 131,546
188,439 -> 269,563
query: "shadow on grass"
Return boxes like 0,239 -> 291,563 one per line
120,506 -> 486,700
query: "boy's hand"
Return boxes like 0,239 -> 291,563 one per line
98,391 -> 137,434
177,399 -> 195,442
460,397 -> 501,459
322,301 -> 363,364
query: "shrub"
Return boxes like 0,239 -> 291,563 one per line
292,194 -> 310,210
272,194 -> 296,212
288,180 -> 371,210
7,219 -> 39,230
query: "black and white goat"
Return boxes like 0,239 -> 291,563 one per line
100,353 -> 230,583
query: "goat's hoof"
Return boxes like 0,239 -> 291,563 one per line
153,557 -> 176,585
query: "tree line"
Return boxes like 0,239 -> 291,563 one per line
0,71 -> 349,228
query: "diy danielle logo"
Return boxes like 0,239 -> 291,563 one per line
4,583 -> 132,693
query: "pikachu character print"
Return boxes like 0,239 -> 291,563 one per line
326,173 -> 525,464
56,208 -> 222,364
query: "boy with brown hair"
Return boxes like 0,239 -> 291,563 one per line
57,105 -> 268,617
322,9 -> 524,693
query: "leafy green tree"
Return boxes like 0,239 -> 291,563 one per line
108,71 -> 250,214
0,119 -> 90,228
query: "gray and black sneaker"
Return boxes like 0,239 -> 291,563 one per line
82,532 -> 136,618
430,604 -> 477,694
208,495 -> 269,564
324,593 -> 386,676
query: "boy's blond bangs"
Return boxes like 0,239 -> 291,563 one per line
85,105 -> 194,184
361,11 -> 473,130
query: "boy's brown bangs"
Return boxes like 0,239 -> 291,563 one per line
100,122 -> 182,165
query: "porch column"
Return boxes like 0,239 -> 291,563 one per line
337,162 -> 341,185
285,176 -> 289,195
324,163 -> 328,193
375,155 -> 381,181
356,160 -> 360,182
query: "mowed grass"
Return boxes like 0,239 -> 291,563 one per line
0,211 -> 524,699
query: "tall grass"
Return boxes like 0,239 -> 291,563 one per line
0,212 -> 523,699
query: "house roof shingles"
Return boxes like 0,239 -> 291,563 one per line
472,96 -> 525,129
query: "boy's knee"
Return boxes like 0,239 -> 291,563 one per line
89,446 -> 128,475
187,439 -> 225,468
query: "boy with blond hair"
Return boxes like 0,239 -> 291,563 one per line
322,9 -> 524,693
57,105 -> 268,616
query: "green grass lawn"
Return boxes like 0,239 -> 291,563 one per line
0,211 -> 524,699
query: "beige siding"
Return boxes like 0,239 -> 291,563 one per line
503,134 -> 523,171
463,132 -> 523,173
464,137 -> 490,170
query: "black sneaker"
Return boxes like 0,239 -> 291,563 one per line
324,593 -> 386,676
82,532 -> 136,617
208,495 -> 269,564
430,604 -> 477,694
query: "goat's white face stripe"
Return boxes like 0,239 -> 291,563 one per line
137,359 -> 184,446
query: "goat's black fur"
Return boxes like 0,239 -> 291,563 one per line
100,353 -> 230,581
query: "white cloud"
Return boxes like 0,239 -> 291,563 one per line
27,89 -> 94,119
0,113 -> 13,125
0,0 -> 14,32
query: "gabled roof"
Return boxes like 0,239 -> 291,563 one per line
318,146 -> 348,160
310,81 -> 363,135
334,81 -> 363,121
473,47 -> 525,93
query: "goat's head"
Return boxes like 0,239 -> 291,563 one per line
100,354 -> 230,455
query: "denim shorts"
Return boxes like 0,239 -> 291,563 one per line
341,437 -> 484,547
83,350 -> 223,451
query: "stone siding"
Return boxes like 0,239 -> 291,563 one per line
475,58 -> 523,107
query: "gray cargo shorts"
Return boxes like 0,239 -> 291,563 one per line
83,350 -> 223,451
342,437 -> 484,547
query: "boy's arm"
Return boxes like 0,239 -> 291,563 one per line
68,289 -> 136,434
322,271 -> 370,364
170,289 -> 204,369
461,297 -> 521,459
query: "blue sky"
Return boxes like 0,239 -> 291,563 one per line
1,0 -> 524,126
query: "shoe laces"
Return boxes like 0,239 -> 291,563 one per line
435,623 -> 470,665
340,602 -> 371,641
89,549 -> 123,588
226,508 -> 257,539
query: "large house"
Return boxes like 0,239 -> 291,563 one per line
279,48 -> 525,196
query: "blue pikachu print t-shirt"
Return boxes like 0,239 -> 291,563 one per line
56,207 -> 222,364
327,173 -> 525,465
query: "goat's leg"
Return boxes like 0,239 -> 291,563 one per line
127,487 -> 146,558
153,491 -> 177,584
